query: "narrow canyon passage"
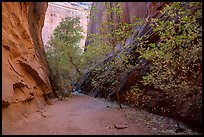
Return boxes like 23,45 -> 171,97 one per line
2,2 -> 202,135
3,93 -> 198,135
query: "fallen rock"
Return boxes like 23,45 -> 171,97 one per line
24,113 -> 28,117
41,112 -> 49,117
114,123 -> 128,129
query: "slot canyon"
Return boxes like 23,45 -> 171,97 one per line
2,2 -> 202,135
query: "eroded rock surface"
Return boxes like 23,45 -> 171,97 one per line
2,2 -> 52,130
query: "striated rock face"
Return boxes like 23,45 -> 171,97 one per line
146,2 -> 170,18
87,2 -> 147,33
2,2 -> 52,131
120,2 -> 147,24
85,2 -> 167,48
42,2 -> 90,50
86,2 -> 105,36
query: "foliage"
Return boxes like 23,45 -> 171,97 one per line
86,2 -> 144,107
125,85 -> 150,108
46,17 -> 84,97
136,2 -> 202,109
80,35 -> 112,70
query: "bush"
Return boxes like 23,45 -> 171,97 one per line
137,2 -> 202,109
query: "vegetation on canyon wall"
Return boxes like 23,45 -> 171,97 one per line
123,2 -> 202,130
135,2 -> 202,110
87,2 -> 144,108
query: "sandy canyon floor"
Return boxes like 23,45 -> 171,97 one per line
3,92 -> 200,135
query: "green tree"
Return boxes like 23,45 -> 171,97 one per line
46,17 -> 84,98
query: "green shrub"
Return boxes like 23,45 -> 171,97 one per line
137,2 -> 202,108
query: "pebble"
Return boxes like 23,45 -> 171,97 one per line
24,113 -> 28,117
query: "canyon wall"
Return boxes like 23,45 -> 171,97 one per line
85,2 -> 167,47
81,1 -> 170,96
80,1 -> 169,103
2,2 -> 52,132
42,2 -> 90,50
79,2 -> 202,132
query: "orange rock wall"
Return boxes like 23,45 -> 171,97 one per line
2,2 -> 51,131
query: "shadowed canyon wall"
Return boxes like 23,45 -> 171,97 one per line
80,1 -> 169,104
79,2 -> 202,132
2,2 -> 52,131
